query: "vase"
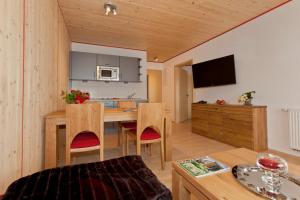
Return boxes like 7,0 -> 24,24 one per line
244,99 -> 252,106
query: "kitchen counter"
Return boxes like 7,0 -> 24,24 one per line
90,98 -> 148,102
89,98 -> 148,108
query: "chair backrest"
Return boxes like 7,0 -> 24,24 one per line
66,103 -> 104,148
118,101 -> 137,109
136,103 -> 164,138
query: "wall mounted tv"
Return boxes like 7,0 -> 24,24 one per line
192,55 -> 236,88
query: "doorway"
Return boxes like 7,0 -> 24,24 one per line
174,60 -> 193,123
147,69 -> 162,103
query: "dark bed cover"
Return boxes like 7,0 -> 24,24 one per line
2,156 -> 172,200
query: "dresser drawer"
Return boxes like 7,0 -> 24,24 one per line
222,107 -> 253,116
221,130 -> 253,149
222,112 -> 253,122
192,104 -> 222,112
208,112 -> 223,125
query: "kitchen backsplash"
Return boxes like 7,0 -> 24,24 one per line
71,80 -> 147,99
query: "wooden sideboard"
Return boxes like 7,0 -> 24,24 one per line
192,104 -> 267,151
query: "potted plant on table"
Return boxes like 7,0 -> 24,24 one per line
61,90 -> 90,104
239,91 -> 255,105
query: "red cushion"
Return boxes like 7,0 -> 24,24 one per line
121,122 -> 137,129
129,127 -> 161,140
71,131 -> 100,149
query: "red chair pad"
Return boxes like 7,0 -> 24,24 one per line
121,122 -> 137,129
71,131 -> 100,149
129,127 -> 161,140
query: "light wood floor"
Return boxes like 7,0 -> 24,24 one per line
58,120 -> 300,189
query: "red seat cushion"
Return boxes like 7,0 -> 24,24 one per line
129,127 -> 161,140
121,122 -> 137,129
71,131 -> 100,149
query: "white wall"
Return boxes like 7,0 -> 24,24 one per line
164,1 -> 300,156
71,43 -> 147,99
147,62 -> 164,70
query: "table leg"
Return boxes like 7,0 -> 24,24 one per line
172,169 -> 180,200
45,119 -> 57,169
172,169 -> 191,200
164,114 -> 172,161
173,168 -> 210,200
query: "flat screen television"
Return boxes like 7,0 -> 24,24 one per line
192,55 -> 236,88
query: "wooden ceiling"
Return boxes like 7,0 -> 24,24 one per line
58,0 -> 289,62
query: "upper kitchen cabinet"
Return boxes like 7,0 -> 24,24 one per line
96,54 -> 119,67
119,56 -> 141,82
70,52 -> 97,80
70,51 -> 141,82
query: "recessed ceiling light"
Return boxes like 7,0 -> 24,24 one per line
154,57 -> 159,62
104,2 -> 117,16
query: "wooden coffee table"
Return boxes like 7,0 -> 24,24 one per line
172,148 -> 300,200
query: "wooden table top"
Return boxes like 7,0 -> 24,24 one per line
45,108 -> 138,123
45,108 -> 137,118
172,148 -> 300,200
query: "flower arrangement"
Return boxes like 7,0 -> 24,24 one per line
239,91 -> 255,105
61,90 -> 90,104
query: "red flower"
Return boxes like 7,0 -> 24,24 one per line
63,90 -> 90,104
75,94 -> 85,104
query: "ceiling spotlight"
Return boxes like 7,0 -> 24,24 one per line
154,57 -> 159,62
104,2 -> 117,16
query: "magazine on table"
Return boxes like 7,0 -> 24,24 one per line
179,156 -> 230,178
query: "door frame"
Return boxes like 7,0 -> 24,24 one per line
174,60 -> 193,123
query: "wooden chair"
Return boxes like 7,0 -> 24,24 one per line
118,101 -> 137,146
123,103 -> 165,169
118,100 -> 137,109
66,103 -> 104,165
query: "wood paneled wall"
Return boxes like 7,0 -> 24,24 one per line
0,0 -> 70,193
57,12 -> 71,110
0,0 -> 24,192
23,0 -> 59,175
23,0 -> 70,176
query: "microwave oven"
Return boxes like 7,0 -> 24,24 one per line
96,66 -> 119,81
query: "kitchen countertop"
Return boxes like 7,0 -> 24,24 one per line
90,98 -> 148,102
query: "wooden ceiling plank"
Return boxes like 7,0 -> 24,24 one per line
58,0 -> 289,61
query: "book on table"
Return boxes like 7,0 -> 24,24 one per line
179,156 -> 230,178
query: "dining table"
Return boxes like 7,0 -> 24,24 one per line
44,107 -> 172,169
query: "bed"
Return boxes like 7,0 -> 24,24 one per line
2,156 -> 171,200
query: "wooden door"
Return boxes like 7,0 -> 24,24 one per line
148,70 -> 162,103
179,68 -> 189,122
187,73 -> 193,119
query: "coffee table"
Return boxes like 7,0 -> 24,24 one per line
172,148 -> 300,200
